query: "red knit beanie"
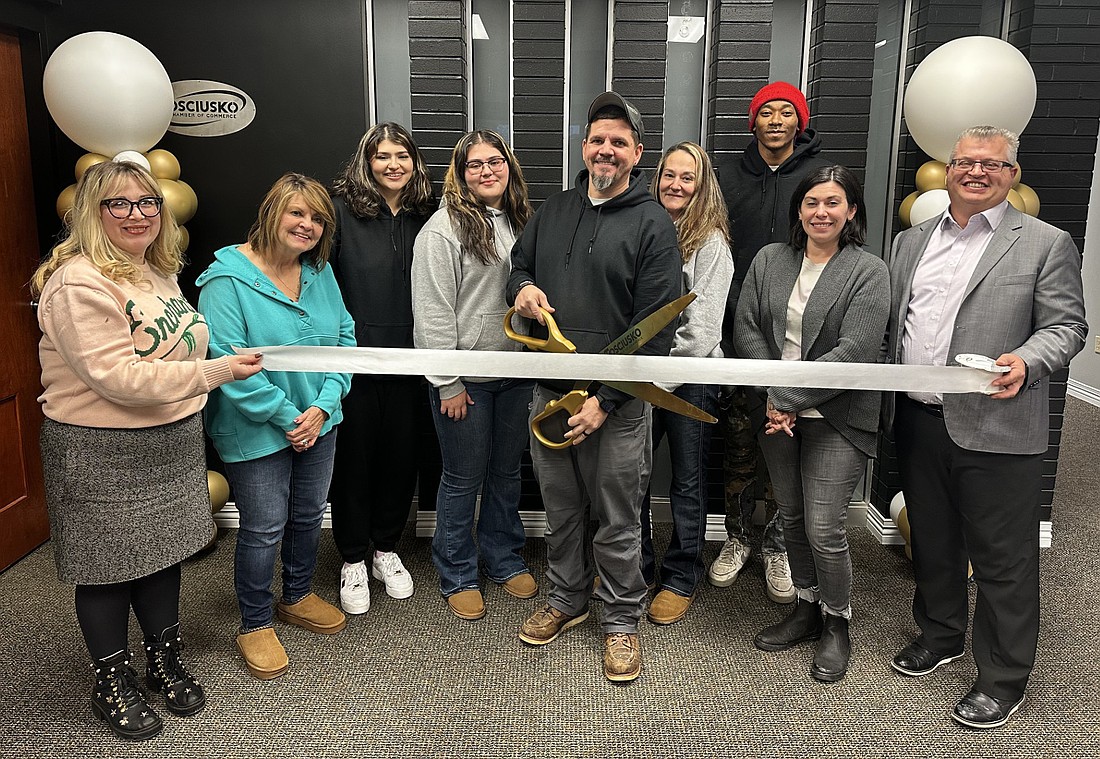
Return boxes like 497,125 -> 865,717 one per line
749,82 -> 809,133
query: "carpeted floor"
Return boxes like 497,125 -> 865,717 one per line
1,398 -> 1097,758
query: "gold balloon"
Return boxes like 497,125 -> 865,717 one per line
1015,183 -> 1040,216
1013,164 -> 1022,188
159,179 -> 196,225
178,225 -> 190,254
145,149 -> 181,180
75,153 -> 110,181
207,470 -> 230,513
898,190 -> 920,229
178,180 -> 199,221
914,161 -> 947,192
1006,188 -> 1025,212
56,183 -> 77,220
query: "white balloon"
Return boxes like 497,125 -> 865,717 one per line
903,36 -> 1036,162
112,150 -> 152,171
909,189 -> 950,226
889,492 -> 906,523
43,32 -> 173,156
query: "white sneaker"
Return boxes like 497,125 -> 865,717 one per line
339,561 -> 371,614
708,537 -> 751,587
372,552 -> 414,599
764,552 -> 796,604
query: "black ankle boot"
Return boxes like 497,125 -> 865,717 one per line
753,598 -> 823,651
91,650 -> 163,741
144,623 -> 206,716
811,614 -> 850,682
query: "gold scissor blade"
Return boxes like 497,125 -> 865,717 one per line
601,292 -> 696,356
603,381 -> 717,423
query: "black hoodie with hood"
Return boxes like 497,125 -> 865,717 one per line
717,129 -> 831,353
507,168 -> 682,409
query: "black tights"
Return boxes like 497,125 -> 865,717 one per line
75,563 -> 182,660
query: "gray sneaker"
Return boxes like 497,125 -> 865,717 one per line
708,537 -> 751,587
764,552 -> 796,604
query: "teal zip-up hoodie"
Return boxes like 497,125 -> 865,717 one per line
197,245 -> 356,463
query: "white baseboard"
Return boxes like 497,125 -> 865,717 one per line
1067,378 -> 1100,408
863,506 -> 1053,548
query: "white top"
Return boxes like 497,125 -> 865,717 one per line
781,255 -> 827,418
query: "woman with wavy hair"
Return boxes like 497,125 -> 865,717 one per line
33,160 -> 261,740
411,129 -> 536,620
641,141 -> 734,625
328,123 -> 437,613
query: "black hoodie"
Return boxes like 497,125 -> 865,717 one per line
716,128 -> 831,352
507,168 -> 682,407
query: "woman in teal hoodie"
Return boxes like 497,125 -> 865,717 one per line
197,173 -> 355,681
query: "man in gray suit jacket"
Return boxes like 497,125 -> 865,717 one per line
885,126 -> 1087,729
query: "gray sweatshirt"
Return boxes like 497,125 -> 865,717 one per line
661,229 -> 735,391
412,205 -> 520,399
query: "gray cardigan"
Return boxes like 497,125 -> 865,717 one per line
734,242 -> 890,456
411,205 -> 520,399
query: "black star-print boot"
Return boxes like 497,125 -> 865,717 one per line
91,650 -> 163,740
144,622 -> 206,716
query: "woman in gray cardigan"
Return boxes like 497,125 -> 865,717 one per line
411,130 -> 536,621
734,165 -> 889,682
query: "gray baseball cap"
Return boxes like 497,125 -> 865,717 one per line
587,91 -> 645,143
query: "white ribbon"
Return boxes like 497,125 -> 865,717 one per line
241,346 -> 1001,395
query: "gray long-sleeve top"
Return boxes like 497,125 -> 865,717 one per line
411,205 -> 519,399
662,229 -> 735,392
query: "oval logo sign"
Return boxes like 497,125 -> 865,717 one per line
169,79 -> 256,137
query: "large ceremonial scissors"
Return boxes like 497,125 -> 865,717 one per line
503,293 -> 718,449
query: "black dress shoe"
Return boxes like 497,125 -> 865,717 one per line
951,688 -> 1025,729
891,639 -> 964,676
811,615 -> 849,682
754,599 -> 823,651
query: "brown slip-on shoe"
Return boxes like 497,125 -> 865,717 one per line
236,628 -> 289,680
647,589 -> 694,625
519,603 -> 589,645
276,593 -> 347,634
446,589 -> 486,620
604,632 -> 642,682
501,572 -> 538,599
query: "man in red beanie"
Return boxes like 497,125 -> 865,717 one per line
708,81 -> 832,604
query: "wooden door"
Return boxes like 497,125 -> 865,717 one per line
0,28 -> 49,571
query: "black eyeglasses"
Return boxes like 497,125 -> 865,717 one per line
948,159 -> 1014,174
465,157 -> 507,173
101,196 -> 164,219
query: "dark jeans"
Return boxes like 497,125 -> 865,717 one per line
640,383 -> 720,595
428,380 -> 533,597
225,431 -> 336,631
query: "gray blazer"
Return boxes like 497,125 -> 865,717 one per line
735,243 -> 891,457
884,205 -> 1087,455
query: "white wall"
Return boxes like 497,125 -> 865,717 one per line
1068,133 -> 1100,405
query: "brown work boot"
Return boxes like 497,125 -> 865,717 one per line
235,628 -> 289,680
647,590 -> 694,625
501,572 -> 539,599
604,632 -> 642,682
518,603 -> 589,645
446,589 -> 486,620
276,593 -> 347,634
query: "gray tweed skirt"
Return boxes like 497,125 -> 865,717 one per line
40,414 -> 214,585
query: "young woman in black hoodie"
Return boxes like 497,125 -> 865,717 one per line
328,123 -> 436,613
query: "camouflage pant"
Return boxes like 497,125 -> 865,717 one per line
721,387 -> 784,554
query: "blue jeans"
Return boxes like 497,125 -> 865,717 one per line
224,430 -> 337,631
757,418 -> 865,618
429,380 -> 533,597
641,383 -> 720,596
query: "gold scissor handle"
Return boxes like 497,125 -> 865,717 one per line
504,307 -> 577,354
530,389 -> 589,450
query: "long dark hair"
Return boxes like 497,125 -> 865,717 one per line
442,130 -> 532,265
787,165 -> 867,251
332,122 -> 434,220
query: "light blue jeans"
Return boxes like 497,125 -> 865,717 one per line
224,431 -> 337,631
757,418 -> 865,618
428,380 -> 533,597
